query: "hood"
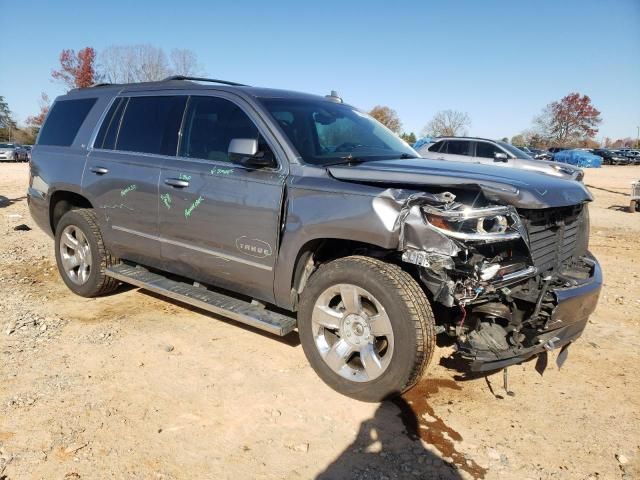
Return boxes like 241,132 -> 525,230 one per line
327,158 -> 593,209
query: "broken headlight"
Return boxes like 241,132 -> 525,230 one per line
422,204 -> 523,242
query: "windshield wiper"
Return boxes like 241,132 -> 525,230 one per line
322,154 -> 368,167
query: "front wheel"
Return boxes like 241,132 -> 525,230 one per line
298,256 -> 435,402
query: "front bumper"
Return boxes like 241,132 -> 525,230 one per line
468,255 -> 602,372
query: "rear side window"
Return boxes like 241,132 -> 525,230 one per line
94,98 -> 126,150
445,140 -> 472,156
476,142 -> 502,158
428,140 -> 444,152
38,98 -> 97,146
116,96 -> 187,156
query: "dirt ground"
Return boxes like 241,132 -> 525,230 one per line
1,163 -> 639,480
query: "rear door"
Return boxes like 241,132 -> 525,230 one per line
83,93 -> 187,266
439,140 -> 474,163
158,93 -> 286,302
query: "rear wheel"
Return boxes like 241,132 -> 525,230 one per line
54,209 -> 119,297
298,256 -> 435,402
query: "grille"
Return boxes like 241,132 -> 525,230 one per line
520,204 -> 587,273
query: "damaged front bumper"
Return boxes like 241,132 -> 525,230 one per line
463,255 -> 602,372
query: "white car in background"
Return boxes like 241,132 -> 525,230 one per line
416,137 -> 583,181
0,143 -> 29,162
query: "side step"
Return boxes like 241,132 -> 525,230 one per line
105,264 -> 297,336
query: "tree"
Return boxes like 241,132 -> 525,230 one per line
510,134 -> 526,146
52,47 -> 97,90
170,48 -> 202,76
421,110 -> 471,137
26,92 -> 51,129
0,96 -> 17,141
534,92 -> 601,146
400,132 -> 417,144
99,45 -> 202,83
369,105 -> 402,133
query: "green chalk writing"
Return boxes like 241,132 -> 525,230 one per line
120,184 -> 137,197
184,196 -> 204,218
160,193 -> 172,209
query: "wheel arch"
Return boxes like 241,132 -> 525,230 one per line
49,190 -> 93,233
285,237 -> 398,310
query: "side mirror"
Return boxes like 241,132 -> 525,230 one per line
228,138 -> 275,168
494,152 -> 508,162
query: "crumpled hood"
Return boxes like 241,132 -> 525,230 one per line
328,158 -> 593,209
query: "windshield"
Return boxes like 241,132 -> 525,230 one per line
0,143 -> 15,148
259,98 -> 418,165
497,141 -> 532,159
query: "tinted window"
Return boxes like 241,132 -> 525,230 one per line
179,96 -> 261,163
428,141 -> 444,152
496,141 -> 531,159
38,98 -> 97,146
476,141 -> 503,158
446,140 -> 472,156
116,96 -> 186,156
94,98 -> 126,150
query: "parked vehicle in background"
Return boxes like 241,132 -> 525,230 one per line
630,180 -> 640,212
591,149 -> 629,165
0,143 -> 28,162
28,77 -> 602,401
22,145 -> 33,161
527,147 -> 552,160
623,150 -> 640,165
417,137 -> 583,180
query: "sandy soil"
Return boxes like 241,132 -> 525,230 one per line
1,163 -> 639,480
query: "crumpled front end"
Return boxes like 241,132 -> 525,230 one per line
376,188 -> 602,372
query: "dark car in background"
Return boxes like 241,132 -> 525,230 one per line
592,149 -> 630,165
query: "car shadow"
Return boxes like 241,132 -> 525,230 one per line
317,398 -> 464,480
0,195 -> 27,208
607,204 -> 635,212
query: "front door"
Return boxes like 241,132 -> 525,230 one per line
158,95 -> 286,303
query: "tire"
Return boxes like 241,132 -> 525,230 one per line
298,255 -> 435,402
54,208 -> 119,297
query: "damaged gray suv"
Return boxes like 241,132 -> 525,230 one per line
28,76 -> 602,401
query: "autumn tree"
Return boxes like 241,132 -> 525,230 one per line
52,47 -> 97,90
368,105 -> 402,133
534,92 -> 601,146
421,110 -> 471,137
26,93 -> 51,129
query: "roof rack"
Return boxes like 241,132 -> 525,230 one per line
162,75 -> 248,87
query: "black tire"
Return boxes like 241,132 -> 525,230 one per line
54,209 -> 119,297
298,255 -> 435,402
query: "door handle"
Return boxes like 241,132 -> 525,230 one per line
165,178 -> 190,188
90,166 -> 109,175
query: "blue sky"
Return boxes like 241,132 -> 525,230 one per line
1,0 -> 639,141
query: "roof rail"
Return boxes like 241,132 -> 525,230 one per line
162,75 -> 248,87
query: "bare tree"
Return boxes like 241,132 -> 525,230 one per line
99,45 -> 170,83
421,110 -> 471,137
169,49 -> 202,77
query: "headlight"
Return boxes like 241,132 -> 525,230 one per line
422,204 -> 523,242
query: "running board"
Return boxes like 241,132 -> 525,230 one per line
105,264 -> 297,336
